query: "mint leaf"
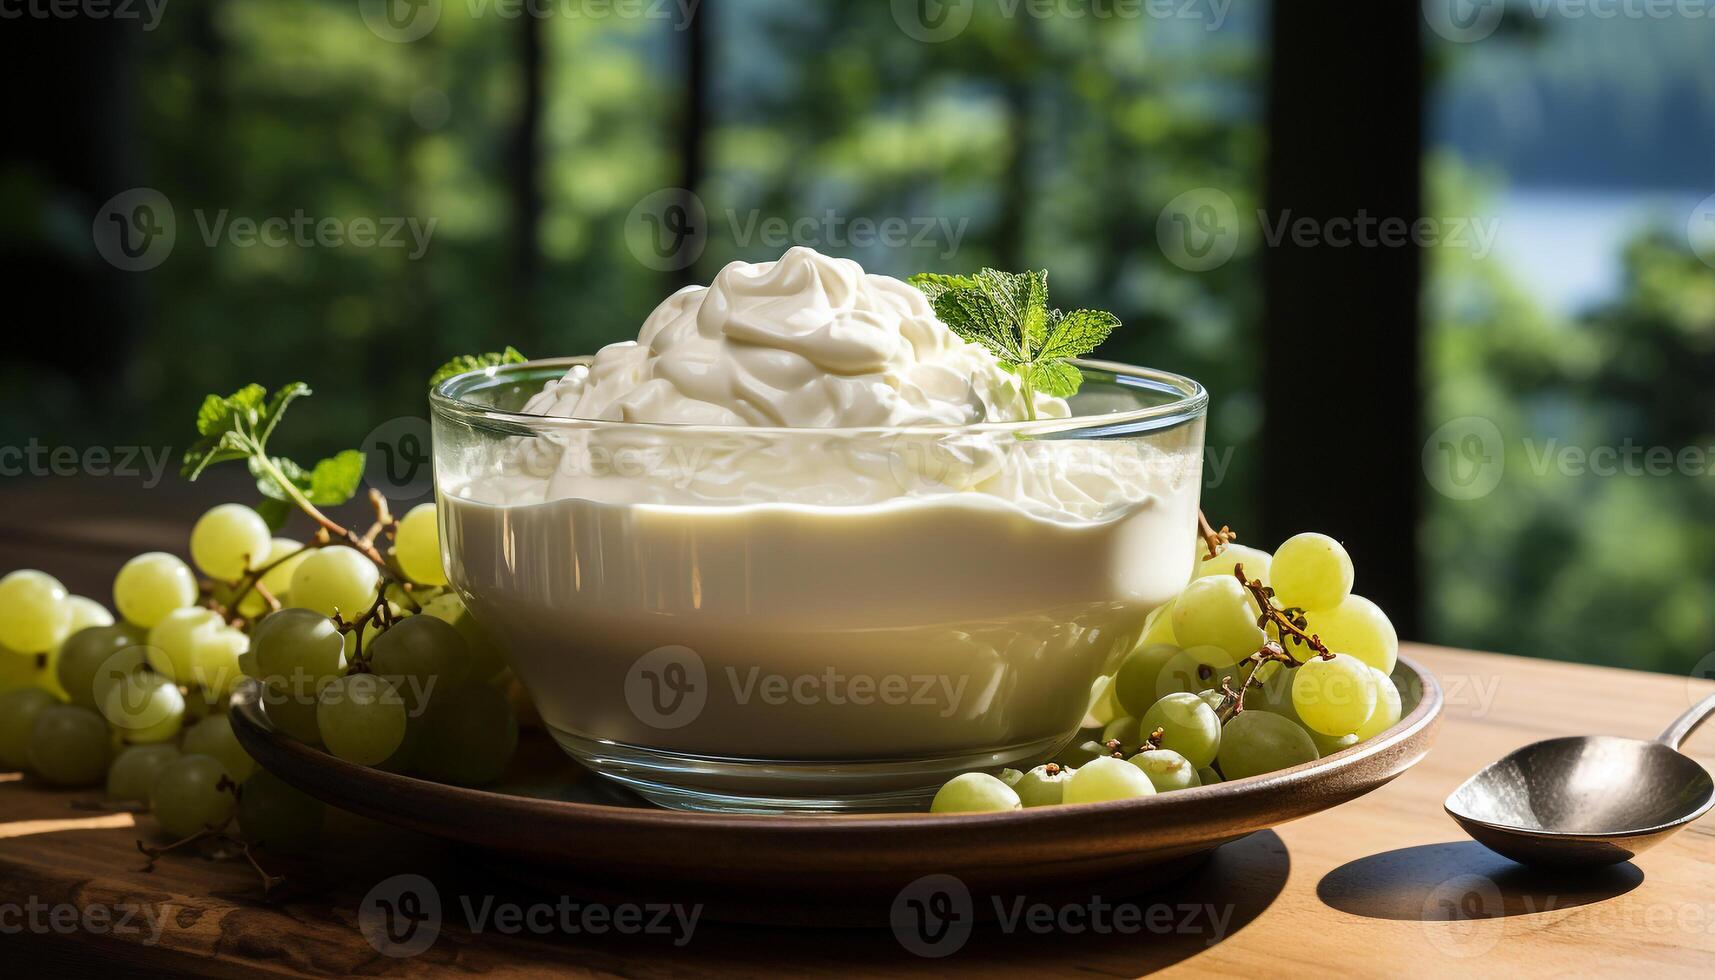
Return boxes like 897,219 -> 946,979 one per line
257,382 -> 311,448
255,497 -> 293,532
429,347 -> 527,388
907,272 -> 980,304
195,385 -> 265,438
1028,359 -> 1083,399
305,450 -> 365,506
1037,308 -> 1117,362
251,455 -> 309,502
909,267 -> 1120,419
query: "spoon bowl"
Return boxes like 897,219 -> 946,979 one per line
1446,693 -> 1715,868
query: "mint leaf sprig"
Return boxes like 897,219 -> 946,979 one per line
182,382 -> 379,565
429,346 -> 527,388
909,269 -> 1118,420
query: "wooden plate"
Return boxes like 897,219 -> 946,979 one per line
230,656 -> 1443,925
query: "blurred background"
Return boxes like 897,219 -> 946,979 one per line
2,1 -> 1713,677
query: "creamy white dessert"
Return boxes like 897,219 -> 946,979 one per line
439,247 -> 1202,780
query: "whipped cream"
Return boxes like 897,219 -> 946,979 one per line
521,246 -> 1069,428
453,247 -> 1193,519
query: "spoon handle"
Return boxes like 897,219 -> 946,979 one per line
1658,692 -> 1715,749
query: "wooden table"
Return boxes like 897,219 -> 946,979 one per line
3,478 -> 1713,976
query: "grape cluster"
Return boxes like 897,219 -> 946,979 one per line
930,531 -> 1402,813
0,498 -> 518,854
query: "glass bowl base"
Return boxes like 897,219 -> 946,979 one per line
548,726 -> 1071,814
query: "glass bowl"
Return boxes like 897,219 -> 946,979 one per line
430,357 -> 1207,812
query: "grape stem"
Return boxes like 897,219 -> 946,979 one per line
251,454 -> 391,571
1209,562 -> 1334,724
136,831 -> 284,894
1197,509 -> 1235,562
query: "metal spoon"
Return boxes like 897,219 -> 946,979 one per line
1445,692 -> 1715,867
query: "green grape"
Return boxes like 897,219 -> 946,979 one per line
317,673 -> 408,765
238,770 -> 325,854
1139,598 -> 1177,646
367,615 -> 470,712
1139,692 -> 1222,768
1269,532 -> 1354,612
288,546 -> 380,618
1354,666 -> 1402,741
252,608 -> 345,688
64,596 -> 115,633
150,754 -> 236,838
1155,645 -> 1242,702
0,646 -> 48,694
1194,543 -> 1272,584
1244,660 -> 1302,720
145,607 -> 225,683
1171,576 -> 1266,662
394,503 -> 448,587
187,626 -> 249,697
1058,739 -> 1111,768
264,690 -> 324,746
189,503 -> 271,582
1291,653 -> 1378,737
1195,765 -> 1222,785
113,553 -> 198,628
998,767 -> 1024,787
1063,755 -> 1156,804
100,670 -> 185,744
107,743 -> 181,803
930,772 -> 1021,813
419,593 -> 508,683
28,705 -> 112,786
1101,715 -> 1142,751
0,687 -> 55,769
0,569 -> 71,653
230,538 -> 308,619
414,683 -> 518,786
1128,748 -> 1199,792
1311,730 -> 1358,755
1216,709 -> 1319,780
182,683 -> 226,725
55,625 -> 143,710
1083,674 -> 1121,727
1014,763 -> 1074,806
1307,595 -> 1398,674
182,714 -> 257,782
89,646 -> 152,715
1114,643 -> 1179,717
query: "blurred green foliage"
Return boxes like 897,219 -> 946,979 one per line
1424,158 -> 1715,675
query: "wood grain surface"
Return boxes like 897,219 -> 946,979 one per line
1,479 -> 1712,976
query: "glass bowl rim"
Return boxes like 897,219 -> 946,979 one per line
430,356 -> 1207,438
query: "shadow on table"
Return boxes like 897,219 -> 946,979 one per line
1317,840 -> 1642,921
455,829 -> 1292,974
